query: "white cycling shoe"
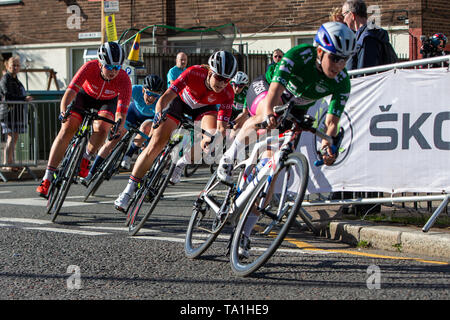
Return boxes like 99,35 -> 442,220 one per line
121,156 -> 132,170
217,156 -> 234,185
169,164 -> 185,185
114,192 -> 131,213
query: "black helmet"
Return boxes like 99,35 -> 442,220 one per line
97,42 -> 126,65
143,74 -> 164,93
208,50 -> 238,79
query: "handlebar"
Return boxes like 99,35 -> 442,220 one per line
108,118 -> 122,141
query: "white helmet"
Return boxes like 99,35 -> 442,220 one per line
231,71 -> 249,85
97,42 -> 126,65
314,22 -> 357,57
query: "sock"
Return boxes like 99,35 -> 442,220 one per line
83,150 -> 94,161
123,175 -> 141,195
89,155 -> 105,175
125,143 -> 139,158
43,166 -> 57,181
223,138 -> 245,161
176,153 -> 189,168
242,212 -> 259,238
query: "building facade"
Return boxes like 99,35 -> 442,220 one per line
0,0 -> 448,90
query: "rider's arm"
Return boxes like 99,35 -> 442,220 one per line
59,88 -> 77,114
261,82 -> 286,127
155,88 -> 178,114
321,113 -> 340,166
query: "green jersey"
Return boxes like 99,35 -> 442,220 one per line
267,44 -> 351,118
233,87 -> 248,111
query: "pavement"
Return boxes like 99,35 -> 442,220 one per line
2,163 -> 449,261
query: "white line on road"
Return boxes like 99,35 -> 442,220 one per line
0,198 -> 91,207
0,217 -> 50,224
23,226 -> 109,236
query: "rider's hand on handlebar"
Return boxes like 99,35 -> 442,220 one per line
320,141 -> 336,166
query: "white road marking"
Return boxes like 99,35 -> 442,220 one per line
0,197 -> 91,207
0,217 -> 50,224
23,226 -> 109,236
80,226 -> 162,233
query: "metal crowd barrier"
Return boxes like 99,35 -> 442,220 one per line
0,99 -> 60,182
308,55 -> 450,232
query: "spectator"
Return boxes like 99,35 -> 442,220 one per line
167,52 -> 188,89
0,56 -> 32,172
342,0 -> 391,70
330,7 -> 344,23
266,49 -> 284,71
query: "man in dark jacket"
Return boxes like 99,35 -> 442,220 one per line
342,0 -> 390,70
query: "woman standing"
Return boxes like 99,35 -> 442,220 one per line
0,56 -> 33,172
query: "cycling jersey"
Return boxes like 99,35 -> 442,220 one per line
169,65 -> 234,122
131,85 -> 157,118
233,87 -> 248,111
267,44 -> 351,118
68,60 -> 132,114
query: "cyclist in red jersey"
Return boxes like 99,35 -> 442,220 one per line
114,50 -> 237,212
36,42 -> 131,197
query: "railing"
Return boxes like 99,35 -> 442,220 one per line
0,101 -> 39,181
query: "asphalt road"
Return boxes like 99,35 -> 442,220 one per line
0,168 -> 448,305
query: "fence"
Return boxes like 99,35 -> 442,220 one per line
142,51 -> 270,87
304,54 -> 450,233
0,101 -> 39,181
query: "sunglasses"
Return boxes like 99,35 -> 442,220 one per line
328,53 -> 349,64
104,64 -> 122,71
273,55 -> 283,59
145,90 -> 161,97
231,83 -> 245,88
213,73 -> 231,83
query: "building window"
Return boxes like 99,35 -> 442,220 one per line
296,38 -> 314,46
0,0 -> 22,5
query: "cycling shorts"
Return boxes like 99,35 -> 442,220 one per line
165,96 -> 218,125
124,102 -> 153,130
68,89 -> 118,122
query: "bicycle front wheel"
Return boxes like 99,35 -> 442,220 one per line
50,137 -> 86,222
127,157 -> 175,236
230,153 -> 309,277
184,171 -> 232,259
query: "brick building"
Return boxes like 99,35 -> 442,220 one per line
0,0 -> 449,90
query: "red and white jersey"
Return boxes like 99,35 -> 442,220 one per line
169,65 -> 234,122
68,60 -> 132,114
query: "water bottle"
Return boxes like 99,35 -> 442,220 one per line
247,158 -> 269,185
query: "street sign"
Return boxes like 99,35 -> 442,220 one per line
104,1 -> 119,13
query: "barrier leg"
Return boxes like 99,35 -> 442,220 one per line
422,195 -> 450,232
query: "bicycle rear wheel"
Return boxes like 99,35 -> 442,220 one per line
184,171 -> 232,259
230,153 -> 309,277
49,137 -> 86,222
127,155 -> 175,235
84,140 -> 127,201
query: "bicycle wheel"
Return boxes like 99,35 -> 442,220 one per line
127,155 -> 175,235
184,163 -> 200,177
230,153 -> 309,277
84,140 -> 127,201
49,137 -> 87,222
184,171 -> 233,259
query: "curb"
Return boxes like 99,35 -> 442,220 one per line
329,220 -> 450,260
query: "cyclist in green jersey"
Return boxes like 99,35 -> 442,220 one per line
218,22 -> 357,184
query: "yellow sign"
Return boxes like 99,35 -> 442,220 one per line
105,14 -> 117,41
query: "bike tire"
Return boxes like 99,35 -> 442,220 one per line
84,141 -> 127,202
229,153 -> 309,277
127,158 -> 175,236
184,164 -> 200,177
184,171 -> 232,259
49,137 -> 87,222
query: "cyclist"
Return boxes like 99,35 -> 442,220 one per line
217,22 -> 357,257
36,42 -> 131,197
168,70 -> 250,184
80,74 -> 164,184
113,50 -> 237,212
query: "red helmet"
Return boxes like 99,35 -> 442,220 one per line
431,33 -> 447,47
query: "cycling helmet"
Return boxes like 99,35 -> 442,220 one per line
231,71 -> 249,85
208,51 -> 238,79
314,22 -> 357,57
431,33 -> 447,47
143,74 -> 164,93
97,42 -> 126,65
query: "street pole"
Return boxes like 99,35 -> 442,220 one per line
101,0 -> 105,43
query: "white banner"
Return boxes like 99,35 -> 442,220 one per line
293,68 -> 450,194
